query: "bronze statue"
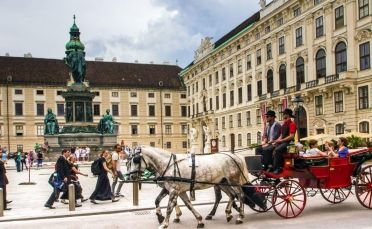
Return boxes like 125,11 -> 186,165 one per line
44,108 -> 59,135
65,50 -> 86,83
98,109 -> 115,134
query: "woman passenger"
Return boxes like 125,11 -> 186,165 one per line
324,141 -> 338,158
336,137 -> 349,158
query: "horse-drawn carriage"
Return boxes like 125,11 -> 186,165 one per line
245,147 -> 372,218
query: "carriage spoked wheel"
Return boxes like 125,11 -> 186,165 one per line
250,178 -> 274,212
355,165 -> 372,209
319,186 -> 351,204
272,180 -> 306,218
306,188 -> 318,197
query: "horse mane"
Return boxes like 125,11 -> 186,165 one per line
141,145 -> 173,157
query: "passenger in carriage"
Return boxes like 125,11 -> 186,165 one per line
324,141 -> 338,158
303,139 -> 327,157
336,137 -> 349,158
255,110 -> 281,171
272,108 -> 297,174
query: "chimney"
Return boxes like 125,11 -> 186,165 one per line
150,61 -> 154,64
134,60 -> 139,63
24,52 -> 32,58
112,57 -> 117,62
95,57 -> 104,61
5,52 -> 10,57
163,61 -> 170,65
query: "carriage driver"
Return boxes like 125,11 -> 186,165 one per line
271,108 -> 297,174
255,110 -> 281,171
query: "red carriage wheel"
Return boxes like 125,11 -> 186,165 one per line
319,186 -> 351,204
355,165 -> 372,209
249,178 -> 274,212
272,180 -> 306,218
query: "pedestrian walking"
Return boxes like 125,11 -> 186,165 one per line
37,151 -> 43,169
1,147 -> 7,163
90,150 -> 119,204
15,150 -> 22,172
0,150 -> 11,210
21,152 -> 28,171
111,143 -> 127,198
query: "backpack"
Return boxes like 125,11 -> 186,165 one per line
91,158 -> 101,175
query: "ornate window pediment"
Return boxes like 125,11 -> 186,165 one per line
194,37 -> 214,63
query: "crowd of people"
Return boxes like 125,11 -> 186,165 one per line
256,108 -> 350,174
44,143 -> 127,209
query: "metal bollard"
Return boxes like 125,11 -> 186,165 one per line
0,188 -> 3,217
68,184 -> 75,211
133,181 -> 139,206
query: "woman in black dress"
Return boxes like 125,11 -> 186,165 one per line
90,150 -> 119,204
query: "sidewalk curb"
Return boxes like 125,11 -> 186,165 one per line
0,201 -> 228,223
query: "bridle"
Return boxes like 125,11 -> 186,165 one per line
127,147 -> 150,177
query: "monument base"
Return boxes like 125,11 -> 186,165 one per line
45,133 -> 117,148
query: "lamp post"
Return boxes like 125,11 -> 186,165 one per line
292,96 -> 304,142
159,81 -> 164,148
6,75 -> 12,151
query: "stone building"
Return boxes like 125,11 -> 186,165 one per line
181,0 -> 372,153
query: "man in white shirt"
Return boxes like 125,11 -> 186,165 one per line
111,144 -> 127,197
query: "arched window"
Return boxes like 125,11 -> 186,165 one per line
257,131 -> 262,145
247,133 -> 252,146
316,49 -> 326,79
279,64 -> 287,90
359,121 -> 370,133
267,69 -> 274,93
335,123 -> 344,135
296,57 -> 305,89
335,42 -> 347,73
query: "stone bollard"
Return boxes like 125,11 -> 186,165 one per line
68,184 -> 75,211
133,181 -> 139,206
0,188 -> 3,217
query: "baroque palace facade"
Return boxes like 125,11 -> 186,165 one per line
0,56 -> 187,153
181,0 -> 372,153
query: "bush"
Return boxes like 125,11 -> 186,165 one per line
346,135 -> 364,149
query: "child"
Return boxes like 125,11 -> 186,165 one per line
303,140 -> 326,157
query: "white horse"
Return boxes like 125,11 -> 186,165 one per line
128,146 -> 249,228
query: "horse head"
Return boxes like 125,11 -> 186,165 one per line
127,146 -> 148,180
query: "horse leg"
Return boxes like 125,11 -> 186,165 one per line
173,203 -> 182,223
219,186 -> 235,223
155,187 -> 168,224
178,192 -> 204,228
205,185 -> 222,220
159,189 -> 178,229
232,186 -> 245,224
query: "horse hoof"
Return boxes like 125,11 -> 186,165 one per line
226,215 -> 233,222
173,218 -> 180,223
158,225 -> 167,229
205,215 -> 213,220
197,223 -> 205,228
235,219 -> 243,225
156,214 -> 165,224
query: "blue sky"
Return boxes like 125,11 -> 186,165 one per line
0,0 -> 260,68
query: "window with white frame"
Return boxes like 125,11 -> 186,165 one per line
335,6 -> 344,29
149,125 -> 156,135
15,125 -> 24,136
112,91 -> 119,97
246,111 -> 251,125
238,134 -> 242,147
359,121 -> 370,133
358,86 -> 369,109
279,36 -> 285,55
131,125 -> 138,135
315,16 -> 324,38
37,125 -> 44,136
315,95 -> 323,115
334,91 -> 344,113
165,125 -> 172,135
247,133 -> 252,146
335,123 -> 344,135
181,124 -> 188,134
359,0 -> 369,19
222,135 -> 226,147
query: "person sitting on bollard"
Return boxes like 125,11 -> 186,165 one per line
0,150 -> 10,211
90,150 -> 119,204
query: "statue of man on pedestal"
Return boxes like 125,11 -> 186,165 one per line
44,108 -> 59,135
98,109 -> 115,134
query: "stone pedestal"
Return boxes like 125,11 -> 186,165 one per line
190,143 -> 200,154
45,134 -> 117,149
203,141 -> 211,154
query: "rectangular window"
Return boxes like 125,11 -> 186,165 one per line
36,90 -> 44,95
203,78 -> 206,89
36,103 -> 44,116
165,125 -> 172,135
335,6 -> 344,29
180,93 -> 186,99
15,89 -> 23,95
215,71 -> 219,84
131,104 -> 138,116
215,118 -> 219,130
165,105 -> 171,116
94,91 -> 100,96
208,75 -> 212,87
230,90 -> 234,107
296,27 -> 303,47
359,0 -> 369,19
266,43 -> 272,60
14,103 -> 23,116
164,93 -> 171,98
216,96 -> 219,110
181,124 -> 188,134
359,86 -> 369,109
223,93 -> 226,108
182,141 -> 187,149
130,92 -> 137,97
112,104 -> 119,116
196,82 -> 198,92
16,125 -> 24,136
93,104 -> 100,116
256,49 -> 262,65
149,105 -> 155,116
149,125 -> 156,135
315,16 -> 324,38
238,134 -> 242,147
237,113 -> 242,127
166,142 -> 171,149
279,36 -> 285,55
237,59 -> 242,74
229,115 -> 233,128
131,125 -> 138,135
238,87 -> 243,104
150,142 -> 156,147
229,63 -> 234,77
360,42 -> 371,70
294,7 -> 301,17
315,95 -> 323,116
148,92 -> 155,98
37,125 -> 44,136
112,91 -> 119,97
181,106 -> 187,117
247,133 -> 252,146
222,117 -> 226,129
57,90 -> 63,96
334,91 -> 344,113
246,111 -> 251,125
256,109 -> 261,124
255,32 -> 260,40
314,0 -> 322,5
247,84 -> 252,101
57,104 -> 65,116
257,80 -> 262,96
209,98 -> 213,111
246,54 -> 252,70
265,26 -> 271,34
277,17 -> 284,27
222,67 -> 226,81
